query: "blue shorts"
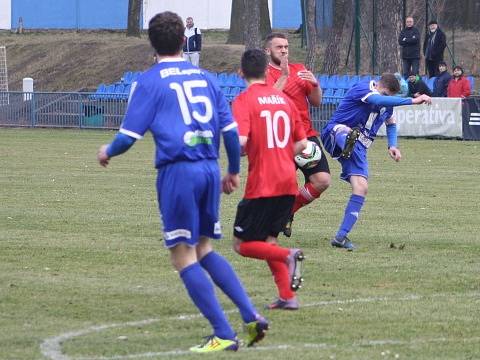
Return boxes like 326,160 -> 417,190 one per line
156,160 -> 222,248
321,127 -> 369,182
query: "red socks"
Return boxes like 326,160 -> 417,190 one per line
238,241 -> 289,261
292,182 -> 321,214
267,260 -> 295,300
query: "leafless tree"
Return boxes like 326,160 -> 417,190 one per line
376,0 -> 403,73
321,0 -> 348,74
127,0 -> 142,38
304,0 -> 318,71
227,0 -> 271,46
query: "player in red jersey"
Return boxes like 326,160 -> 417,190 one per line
232,48 -> 308,310
265,32 -> 331,237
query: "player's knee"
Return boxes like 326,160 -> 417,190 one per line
310,172 -> 331,193
232,237 -> 242,254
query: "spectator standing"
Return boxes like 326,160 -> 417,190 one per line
447,65 -> 471,98
407,73 -> 433,97
183,16 -> 202,66
423,20 -> 447,78
398,17 -> 421,78
432,61 -> 452,97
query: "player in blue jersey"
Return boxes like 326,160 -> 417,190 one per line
321,73 -> 431,250
97,12 -> 267,353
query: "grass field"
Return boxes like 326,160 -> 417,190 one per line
1,128 -> 479,360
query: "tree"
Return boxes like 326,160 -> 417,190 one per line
321,0 -> 348,74
376,0 -> 403,73
127,0 -> 142,38
227,0 -> 272,46
304,0 -> 318,71
244,0 -> 261,49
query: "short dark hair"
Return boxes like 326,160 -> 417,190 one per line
453,65 -> 464,75
379,73 -> 401,94
438,61 -> 447,67
264,32 -> 288,48
241,49 -> 268,80
148,11 -> 185,56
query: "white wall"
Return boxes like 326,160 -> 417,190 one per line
143,0 -> 272,29
0,0 -> 11,29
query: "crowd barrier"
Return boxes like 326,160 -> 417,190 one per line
0,91 -> 477,140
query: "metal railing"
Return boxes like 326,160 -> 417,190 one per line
0,91 -> 339,131
0,91 -> 128,129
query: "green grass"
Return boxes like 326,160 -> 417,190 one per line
1,128 -> 479,360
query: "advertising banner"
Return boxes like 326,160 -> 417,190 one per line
377,98 -> 462,138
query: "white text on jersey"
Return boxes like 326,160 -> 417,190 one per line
257,95 -> 287,105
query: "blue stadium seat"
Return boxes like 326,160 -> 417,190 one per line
318,74 -> 329,89
427,77 -> 436,91
361,75 -> 372,82
337,75 -> 350,90
348,75 -> 360,88
217,72 -> 229,87
333,88 -> 345,104
323,88 -> 335,104
467,76 -> 475,91
326,75 -> 340,89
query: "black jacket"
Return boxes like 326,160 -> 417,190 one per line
433,71 -> 452,97
183,28 -> 202,53
408,76 -> 433,97
398,26 -> 421,59
423,28 -> 446,61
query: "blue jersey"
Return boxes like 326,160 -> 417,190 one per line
323,80 -> 404,138
119,58 -> 236,168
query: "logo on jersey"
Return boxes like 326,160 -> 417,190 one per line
160,67 -> 202,78
183,130 -> 213,146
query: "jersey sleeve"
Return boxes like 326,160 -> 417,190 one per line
288,98 -> 306,141
232,95 -> 250,137
119,82 -> 157,139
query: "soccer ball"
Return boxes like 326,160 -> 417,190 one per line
294,140 -> 322,169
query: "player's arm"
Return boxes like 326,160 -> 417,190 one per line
222,127 -> 241,194
366,93 -> 431,107
272,56 -> 290,91
385,116 -> 401,162
97,132 -> 137,167
294,138 -> 308,155
298,70 -> 322,106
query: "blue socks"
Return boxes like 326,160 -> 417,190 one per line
200,251 -> 258,323
336,194 -> 365,239
179,262 -> 236,340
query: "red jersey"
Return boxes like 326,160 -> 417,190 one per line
266,62 -> 318,137
232,83 -> 306,199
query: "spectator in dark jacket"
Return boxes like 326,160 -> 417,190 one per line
447,66 -> 471,98
432,61 -> 452,97
423,20 -> 447,78
398,17 -> 421,78
407,73 -> 433,98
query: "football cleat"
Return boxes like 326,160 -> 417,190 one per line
287,249 -> 304,291
341,127 -> 360,159
189,335 -> 239,353
283,214 -> 294,238
245,316 -> 269,347
265,297 -> 299,310
330,236 -> 356,251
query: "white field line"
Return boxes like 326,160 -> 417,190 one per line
40,292 -> 480,360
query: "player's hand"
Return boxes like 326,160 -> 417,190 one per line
280,55 -> 289,77
222,173 -> 240,194
388,146 -> 402,162
412,94 -> 432,105
298,70 -> 318,86
97,145 -> 110,167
